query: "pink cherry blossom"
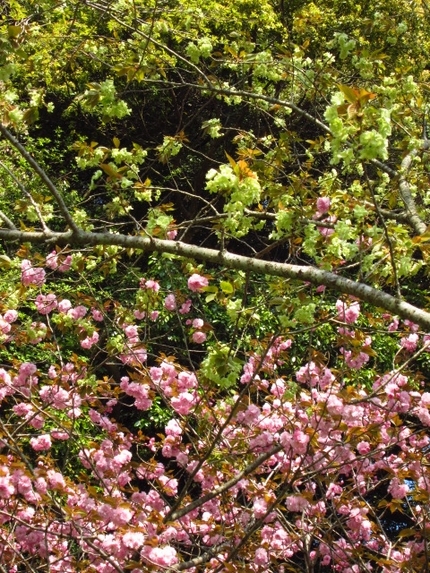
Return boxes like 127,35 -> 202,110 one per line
164,293 -> 177,310
0,318 -> 11,335
188,273 -> 209,292
21,260 -> 46,287
388,317 -> 399,331
317,214 -> 337,237
0,475 -> 15,498
51,430 -> 69,440
80,331 -> 99,349
254,548 -> 269,566
192,331 -> 206,344
165,419 -> 182,437
316,196 -> 331,214
35,293 -> 57,315
58,299 -> 72,313
13,403 -> 33,418
46,470 -> 66,490
58,255 -> 72,272
46,251 -> 59,269
67,305 -> 87,320
357,441 -> 371,455
120,377 -> 152,411
122,531 -> 145,550
158,475 -> 178,496
140,278 -> 160,292
286,495 -> 309,512
30,434 -> 52,451
171,391 -> 197,415
404,319 -> 419,332
120,346 -> 147,365
401,333 -> 419,352
336,299 -> 360,324
291,429 -> 309,454
19,362 -> 37,377
253,497 -> 268,518
326,394 -> 344,415
124,324 -> 139,341
167,229 -> 178,240
341,349 -> 370,369
388,478 -> 409,499
91,308 -> 104,321
3,310 -> 18,323
179,299 -> 192,314
28,414 -> 44,429
142,545 -> 178,567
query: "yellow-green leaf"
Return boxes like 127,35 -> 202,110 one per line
220,281 -> 234,294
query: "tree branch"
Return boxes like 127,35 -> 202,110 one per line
0,124 -> 81,234
0,210 -> 16,230
397,146 -> 429,235
2,227 -> 430,329
166,444 -> 283,522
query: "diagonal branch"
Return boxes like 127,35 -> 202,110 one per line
1,227 -> 430,329
0,160 -> 50,232
0,124 -> 81,234
397,145 -> 429,235
166,444 -> 283,522
0,210 -> 16,230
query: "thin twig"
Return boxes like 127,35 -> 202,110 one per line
0,159 -> 50,232
0,124 -> 80,234
364,165 -> 401,298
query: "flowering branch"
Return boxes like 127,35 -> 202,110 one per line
1,226 -> 430,329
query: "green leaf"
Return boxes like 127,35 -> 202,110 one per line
220,281 -> 234,294
0,255 -> 12,268
8,25 -> 22,39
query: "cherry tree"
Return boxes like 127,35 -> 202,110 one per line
1,0 -> 430,571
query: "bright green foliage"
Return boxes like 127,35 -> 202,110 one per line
0,0 -> 430,320
200,343 -> 243,389
2,2 -> 430,568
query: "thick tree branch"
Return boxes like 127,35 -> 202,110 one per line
2,227 -> 430,329
0,210 -> 16,230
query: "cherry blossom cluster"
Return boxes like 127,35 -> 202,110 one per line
1,260 -> 430,573
314,196 -> 336,237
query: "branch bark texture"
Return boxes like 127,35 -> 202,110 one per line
1,227 -> 430,330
